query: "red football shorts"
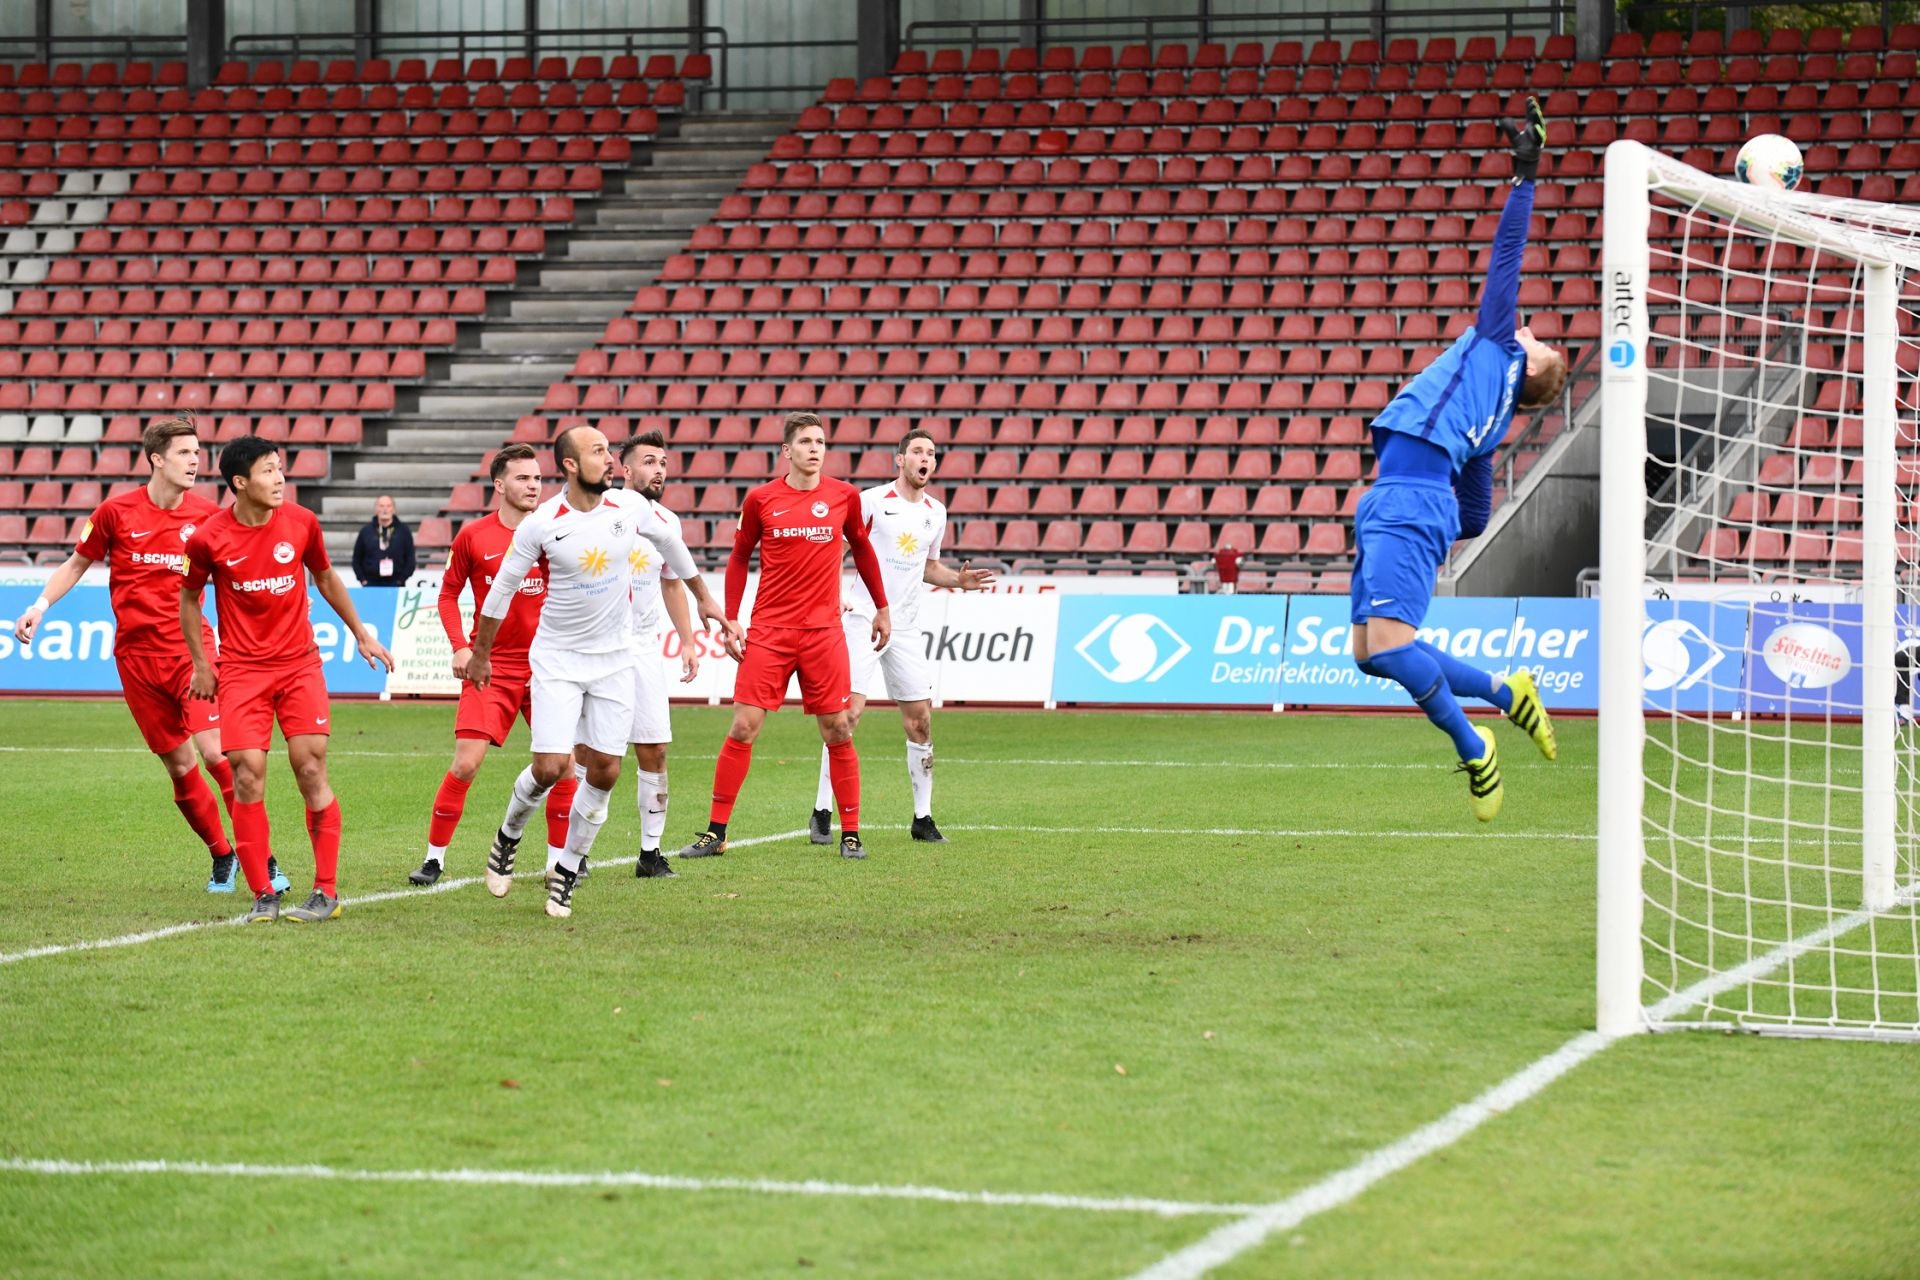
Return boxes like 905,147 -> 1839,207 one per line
732,624 -> 851,715
116,651 -> 220,755
454,662 -> 533,746
218,655 -> 331,752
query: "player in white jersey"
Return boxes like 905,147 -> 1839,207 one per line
618,430 -> 701,879
809,428 -> 995,845
468,425 -> 734,918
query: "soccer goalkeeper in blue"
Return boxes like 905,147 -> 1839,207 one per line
1349,96 -> 1566,822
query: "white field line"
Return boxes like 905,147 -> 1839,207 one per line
1123,876 -> 1920,1280
935,824 -> 1593,842
0,1157 -> 1260,1219
0,830 -> 807,968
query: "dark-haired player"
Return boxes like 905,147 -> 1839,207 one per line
13,415 -> 281,894
1348,98 -> 1563,821
408,442 -> 576,886
181,435 -> 395,922
677,411 -> 891,862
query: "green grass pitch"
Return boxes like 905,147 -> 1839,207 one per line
0,698 -> 1915,1278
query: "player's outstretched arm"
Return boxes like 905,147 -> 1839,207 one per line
1477,96 -> 1547,339
314,566 -> 395,673
12,550 -> 93,644
659,577 -> 701,683
923,558 -> 997,591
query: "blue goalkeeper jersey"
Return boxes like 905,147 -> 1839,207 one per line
1369,180 -> 1534,474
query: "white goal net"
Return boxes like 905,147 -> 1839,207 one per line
1598,140 -> 1920,1040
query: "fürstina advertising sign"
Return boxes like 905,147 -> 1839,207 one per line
1052,595 -> 1290,705
1745,601 -> 1862,716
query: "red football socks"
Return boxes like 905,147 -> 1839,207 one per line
710,737 -> 753,825
546,772 -> 578,848
203,755 -> 238,816
306,799 -> 342,896
231,799 -> 273,895
826,738 -> 861,834
171,769 -> 232,857
428,772 -> 472,849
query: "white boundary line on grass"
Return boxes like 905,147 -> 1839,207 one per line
0,1157 -> 1262,1219
1123,878 -> 1920,1280
0,830 -> 808,968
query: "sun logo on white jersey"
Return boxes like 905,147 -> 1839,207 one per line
894,531 -> 921,556
579,546 -> 611,576
629,547 -> 653,574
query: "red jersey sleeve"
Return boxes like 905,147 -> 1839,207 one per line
725,490 -> 762,619
438,525 -> 473,648
301,507 -> 331,572
844,487 -> 888,610
75,499 -> 113,561
182,524 -> 215,592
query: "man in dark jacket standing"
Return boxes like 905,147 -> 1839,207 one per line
353,494 -> 416,586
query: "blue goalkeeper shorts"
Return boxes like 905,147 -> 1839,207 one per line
1349,478 -> 1460,629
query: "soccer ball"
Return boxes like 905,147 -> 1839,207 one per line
1735,134 -> 1803,190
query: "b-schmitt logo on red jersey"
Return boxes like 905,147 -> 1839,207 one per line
272,540 -> 296,564
234,574 -> 300,596
771,524 -> 837,543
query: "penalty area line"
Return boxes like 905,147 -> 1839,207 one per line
0,829 -> 807,969
1121,878 -> 1920,1280
0,1157 -> 1262,1220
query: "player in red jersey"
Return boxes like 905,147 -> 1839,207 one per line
180,435 -> 394,924
407,442 -> 576,886
11,416 -> 282,894
676,411 -> 891,861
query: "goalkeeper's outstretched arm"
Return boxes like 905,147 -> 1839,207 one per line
1475,96 -> 1546,339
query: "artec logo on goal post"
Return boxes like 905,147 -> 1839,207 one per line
1608,339 -> 1636,369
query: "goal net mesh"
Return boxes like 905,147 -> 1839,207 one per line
1631,156 -> 1920,1038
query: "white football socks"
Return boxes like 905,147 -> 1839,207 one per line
813,746 -> 835,812
563,780 -> 613,871
636,768 -> 668,851
907,739 -> 934,819
500,766 -> 551,840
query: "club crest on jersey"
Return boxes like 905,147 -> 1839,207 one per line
180,523 -> 196,542
272,540 -> 296,564
811,500 -> 829,519
612,519 -> 626,536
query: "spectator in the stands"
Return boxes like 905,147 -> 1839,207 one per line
352,494 -> 416,587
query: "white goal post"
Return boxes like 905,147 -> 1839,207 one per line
1598,139 -> 1920,1040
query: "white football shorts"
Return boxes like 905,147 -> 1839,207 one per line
844,613 -> 932,703
529,648 -> 636,757
628,633 -> 674,744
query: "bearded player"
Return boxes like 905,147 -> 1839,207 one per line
13,415 -> 289,895
408,442 -> 578,887
807,428 -> 995,846
618,430 -> 702,880
181,435 -> 395,923
467,425 -> 733,919
677,411 -> 890,862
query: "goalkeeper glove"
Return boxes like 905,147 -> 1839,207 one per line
1506,95 -> 1547,184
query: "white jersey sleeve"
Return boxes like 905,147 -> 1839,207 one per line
628,503 -> 684,637
631,495 -> 699,582
480,502 -> 549,620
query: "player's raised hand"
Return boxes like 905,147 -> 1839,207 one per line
1506,95 -> 1547,184
358,631 -> 396,673
871,605 -> 892,653
188,658 -> 217,701
956,560 -> 997,591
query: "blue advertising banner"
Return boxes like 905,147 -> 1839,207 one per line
1744,601 -> 1862,716
1277,596 -> 1522,707
0,584 -> 394,696
1640,597 -> 1749,716
1052,594 -> 1290,704
1508,597 -> 1600,710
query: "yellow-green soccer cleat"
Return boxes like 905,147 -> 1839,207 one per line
1501,670 -> 1558,761
1457,726 -> 1504,822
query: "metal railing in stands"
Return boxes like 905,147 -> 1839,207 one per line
1619,1 -> 1908,38
0,34 -> 190,67
902,5 -> 1571,56
227,25 -> 857,110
